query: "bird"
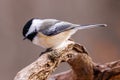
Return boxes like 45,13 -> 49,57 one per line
23,18 -> 107,51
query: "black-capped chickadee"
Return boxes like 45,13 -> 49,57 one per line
23,18 -> 107,49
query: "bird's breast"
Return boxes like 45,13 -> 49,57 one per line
33,30 -> 76,48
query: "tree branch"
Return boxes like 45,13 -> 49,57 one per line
14,40 -> 120,80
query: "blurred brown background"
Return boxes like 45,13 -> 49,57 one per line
0,0 -> 120,80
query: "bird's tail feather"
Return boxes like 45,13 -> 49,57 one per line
76,24 -> 107,30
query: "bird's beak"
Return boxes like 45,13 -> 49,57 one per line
23,36 -> 27,40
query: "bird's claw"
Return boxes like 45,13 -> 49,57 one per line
39,48 -> 53,57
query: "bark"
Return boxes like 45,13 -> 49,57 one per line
14,40 -> 120,80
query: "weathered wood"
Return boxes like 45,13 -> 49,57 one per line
14,40 -> 120,80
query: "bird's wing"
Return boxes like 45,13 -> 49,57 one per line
40,19 -> 107,36
41,21 -> 76,36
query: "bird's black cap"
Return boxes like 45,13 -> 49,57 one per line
23,18 -> 34,37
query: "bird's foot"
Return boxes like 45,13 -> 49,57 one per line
39,48 -> 60,62
39,48 -> 53,57
48,50 -> 60,62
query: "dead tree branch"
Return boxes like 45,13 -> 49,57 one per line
14,40 -> 120,80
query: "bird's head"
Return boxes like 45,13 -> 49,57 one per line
22,18 -> 42,41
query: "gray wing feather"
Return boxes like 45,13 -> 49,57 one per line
41,22 -> 75,36
40,19 -> 107,36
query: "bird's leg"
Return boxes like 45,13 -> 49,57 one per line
48,49 -> 60,62
39,48 -> 53,57
39,48 -> 61,62
68,38 -> 74,41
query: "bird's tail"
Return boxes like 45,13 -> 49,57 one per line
76,24 -> 107,30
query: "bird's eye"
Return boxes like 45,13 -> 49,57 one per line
34,28 -> 38,32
